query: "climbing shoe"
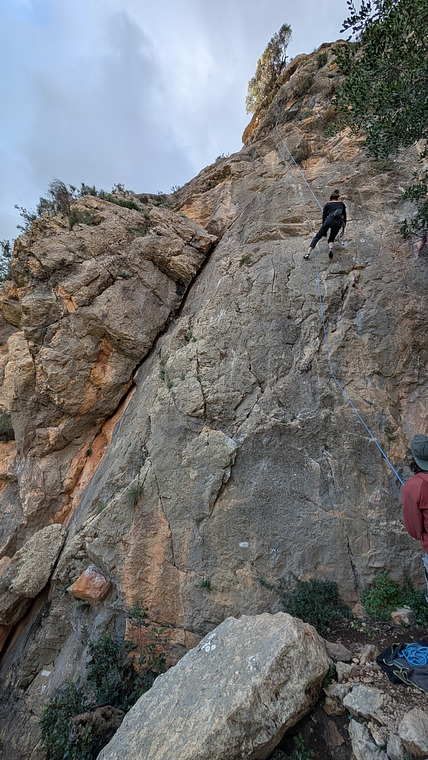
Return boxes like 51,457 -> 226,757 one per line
329,250 -> 333,259
303,253 -> 310,260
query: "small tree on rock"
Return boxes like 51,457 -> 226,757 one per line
38,178 -> 74,216
246,23 -> 292,114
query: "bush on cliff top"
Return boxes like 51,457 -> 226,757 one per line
15,180 -> 146,234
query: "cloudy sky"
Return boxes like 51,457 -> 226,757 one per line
1,0 -> 346,241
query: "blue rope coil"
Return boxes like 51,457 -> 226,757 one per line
401,644 -> 428,667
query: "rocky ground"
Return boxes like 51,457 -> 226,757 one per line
271,619 -> 428,759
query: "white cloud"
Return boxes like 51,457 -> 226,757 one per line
0,0 -> 345,240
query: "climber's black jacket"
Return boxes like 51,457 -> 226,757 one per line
322,201 -> 347,226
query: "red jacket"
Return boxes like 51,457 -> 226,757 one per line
402,472 -> 428,552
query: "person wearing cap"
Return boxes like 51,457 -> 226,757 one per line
402,433 -> 428,601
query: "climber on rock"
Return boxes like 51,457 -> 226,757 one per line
402,434 -> 428,603
304,189 -> 346,260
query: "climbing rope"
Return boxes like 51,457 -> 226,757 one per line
273,124 -> 404,486
401,644 -> 428,667
275,125 -> 322,212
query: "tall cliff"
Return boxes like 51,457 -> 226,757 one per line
0,43 -> 426,757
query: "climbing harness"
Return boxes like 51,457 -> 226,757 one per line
273,123 -> 404,486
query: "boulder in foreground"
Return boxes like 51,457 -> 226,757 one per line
98,612 -> 329,760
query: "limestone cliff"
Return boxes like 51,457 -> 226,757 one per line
0,43 -> 426,757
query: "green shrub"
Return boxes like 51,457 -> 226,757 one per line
39,681 -> 91,760
101,194 -> 142,212
258,577 -> 351,636
401,583 -> 428,625
293,73 -> 313,99
68,209 -> 96,229
39,604 -> 167,758
111,183 -> 134,196
86,627 -> 144,711
322,663 -> 337,688
0,410 -> 14,442
362,572 -> 428,624
272,733 -> 314,760
324,122 -> 341,138
316,52 -> 328,69
152,193 -> 171,208
361,572 -> 402,620
127,602 -> 167,690
78,183 -> 144,212
127,484 -> 144,507
400,174 -> 428,239
239,255 -> 252,267
79,182 -> 134,198
79,183 -> 99,197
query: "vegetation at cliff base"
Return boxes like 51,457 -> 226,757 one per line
39,604 -> 166,760
257,576 -> 351,636
246,23 -> 292,114
39,681 -> 90,760
334,0 -> 428,237
361,571 -> 428,623
272,733 -> 314,760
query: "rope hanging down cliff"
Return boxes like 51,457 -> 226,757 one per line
273,123 -> 404,486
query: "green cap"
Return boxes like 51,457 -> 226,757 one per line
411,434 -> 428,471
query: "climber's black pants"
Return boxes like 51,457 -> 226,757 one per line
310,219 -> 342,249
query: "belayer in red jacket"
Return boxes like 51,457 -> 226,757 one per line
402,434 -> 428,602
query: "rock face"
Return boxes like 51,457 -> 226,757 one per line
0,42 -> 427,757
98,613 -> 329,760
0,196 -> 215,556
0,524 -> 65,625
67,565 -> 112,602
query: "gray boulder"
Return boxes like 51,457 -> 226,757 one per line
97,612 -> 329,760
399,708 -> 428,757
343,684 -> 385,721
348,719 -> 388,760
